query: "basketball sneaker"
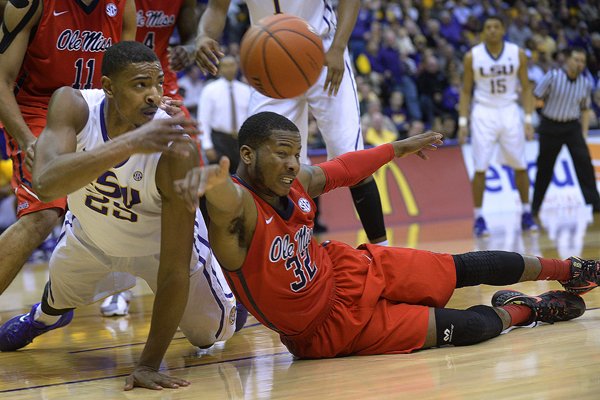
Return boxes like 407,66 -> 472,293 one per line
235,302 -> 249,332
473,216 -> 489,237
100,290 -> 132,317
491,289 -> 585,326
0,303 -> 73,351
560,257 -> 600,295
521,212 -> 539,232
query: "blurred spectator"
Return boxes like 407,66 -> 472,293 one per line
417,55 -> 448,129
590,87 -> 600,129
407,120 -> 425,137
507,15 -> 532,48
177,65 -> 206,117
364,112 -> 399,146
383,90 -> 410,138
198,56 -> 251,171
0,157 -> 16,234
439,10 -> 463,48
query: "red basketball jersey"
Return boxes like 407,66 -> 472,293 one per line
15,0 -> 127,112
135,0 -> 183,97
223,178 -> 334,336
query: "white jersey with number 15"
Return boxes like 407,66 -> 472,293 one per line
472,41 -> 520,108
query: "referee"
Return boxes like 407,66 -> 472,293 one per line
532,47 -> 600,215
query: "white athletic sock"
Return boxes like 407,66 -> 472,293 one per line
33,304 -> 61,326
374,240 -> 389,246
474,208 -> 483,219
522,203 -> 531,213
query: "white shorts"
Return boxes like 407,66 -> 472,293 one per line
248,37 -> 363,164
46,213 -> 237,347
471,102 -> 526,171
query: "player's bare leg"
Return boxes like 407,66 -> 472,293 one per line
471,171 -> 489,236
0,209 -> 60,294
515,169 -> 538,231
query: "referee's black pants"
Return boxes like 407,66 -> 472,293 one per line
211,130 -> 240,174
532,116 -> 600,213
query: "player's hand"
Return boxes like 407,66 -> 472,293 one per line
122,116 -> 199,156
160,96 -> 185,118
323,46 -> 345,97
392,131 -> 444,160
457,126 -> 468,145
195,36 -> 224,76
525,123 -> 534,141
204,148 -> 218,163
23,138 -> 36,171
169,44 -> 194,71
174,157 -> 230,212
124,365 -> 190,391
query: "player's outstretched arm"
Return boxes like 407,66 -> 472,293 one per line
195,0 -> 230,75
125,140 -> 198,391
174,157 -> 254,271
299,131 -> 444,198
33,88 -> 198,201
0,0 -> 42,170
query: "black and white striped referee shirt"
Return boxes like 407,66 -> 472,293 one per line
533,68 -> 592,122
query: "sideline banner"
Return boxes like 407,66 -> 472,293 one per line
461,139 -> 600,213
316,145 -> 473,231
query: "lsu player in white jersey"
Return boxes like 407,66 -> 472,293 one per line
0,42 -> 237,391
195,0 -> 389,246
458,16 -> 537,237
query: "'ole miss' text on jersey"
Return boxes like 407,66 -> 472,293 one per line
15,0 -> 127,114
135,0 -> 184,98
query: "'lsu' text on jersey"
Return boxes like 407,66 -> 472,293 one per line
471,41 -> 520,108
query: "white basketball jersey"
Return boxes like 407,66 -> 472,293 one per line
68,89 -> 210,262
471,41 -> 520,107
245,0 -> 337,38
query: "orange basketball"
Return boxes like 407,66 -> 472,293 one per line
240,14 -> 325,99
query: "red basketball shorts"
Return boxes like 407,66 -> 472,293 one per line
4,108 -> 66,217
282,241 -> 457,358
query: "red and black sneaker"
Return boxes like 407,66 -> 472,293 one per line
491,290 -> 585,325
560,257 -> 600,295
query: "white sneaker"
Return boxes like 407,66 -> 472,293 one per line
100,290 -> 132,317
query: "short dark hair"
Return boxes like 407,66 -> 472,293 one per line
565,46 -> 587,58
483,15 -> 505,27
238,112 -> 299,149
101,41 -> 159,77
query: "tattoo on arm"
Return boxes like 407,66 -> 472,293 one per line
0,0 -> 39,54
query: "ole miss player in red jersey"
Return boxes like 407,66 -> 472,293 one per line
135,0 -> 197,118
174,111 -> 595,358
0,0 -> 136,294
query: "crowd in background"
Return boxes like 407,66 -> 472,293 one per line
178,0 -> 600,148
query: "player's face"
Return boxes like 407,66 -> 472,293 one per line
483,20 -> 504,44
252,130 -> 301,199
566,51 -> 586,76
111,62 -> 164,127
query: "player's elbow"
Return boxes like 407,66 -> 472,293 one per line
32,176 -> 60,203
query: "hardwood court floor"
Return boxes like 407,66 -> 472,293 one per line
1,208 -> 600,399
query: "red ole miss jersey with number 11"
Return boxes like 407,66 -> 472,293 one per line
14,0 -> 127,114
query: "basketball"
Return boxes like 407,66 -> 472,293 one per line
240,14 -> 325,99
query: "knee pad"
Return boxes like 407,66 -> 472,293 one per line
434,305 -> 503,347
453,251 -> 524,288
